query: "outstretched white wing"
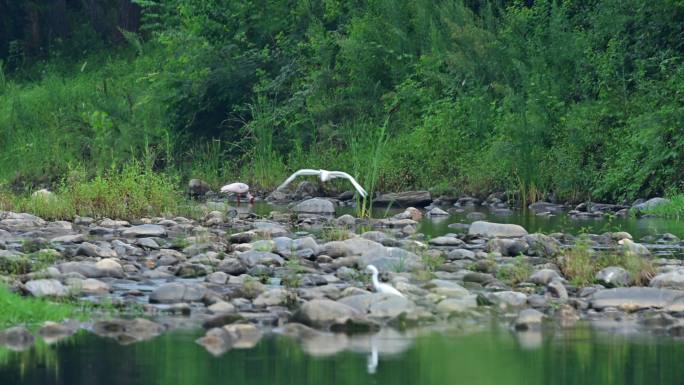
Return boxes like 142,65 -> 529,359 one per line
328,171 -> 368,198
276,169 -> 321,191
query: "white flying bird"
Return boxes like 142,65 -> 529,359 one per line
276,169 -> 367,198
366,265 -> 405,297
220,182 -> 254,205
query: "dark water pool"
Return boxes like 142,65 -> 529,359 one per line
2,324 -> 684,385
249,202 -> 684,240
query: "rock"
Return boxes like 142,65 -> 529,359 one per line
321,241 -> 350,258
122,224 -> 168,238
514,308 -> 546,331
359,247 -> 422,272
618,239 -> 650,257
392,207 -> 423,221
224,324 -> 263,349
487,238 -> 528,256
487,291 -> 528,310
529,269 -> 563,285
208,301 -> 236,314
58,262 -> 103,278
547,279 -> 568,300
436,296 -> 478,314
100,218 -> 130,228
632,197 -> 670,211
295,299 -> 360,328
374,191 -> 432,207
92,318 -> 164,344
238,251 -> 284,268
206,271 -> 229,284
335,214 -> 356,227
295,181 -> 318,197
137,237 -> 160,250
188,179 -> 211,197
217,258 -> 247,275
25,279 -> 68,297
79,278 -> 110,294
38,321 -> 77,344
427,207 -> 449,217
50,234 -> 84,244
528,201 -> 564,213
76,242 -> 117,258
468,221 -> 528,238
650,269 -> 684,290
596,267 -> 631,287
590,287 -> 684,311
0,326 -> 34,351
149,283 -> 207,304
523,234 -> 561,257
338,293 -> 415,319
253,288 -> 291,307
425,279 -> 470,298
0,212 -> 46,230
446,249 -> 475,260
429,236 -> 464,247
343,237 -> 385,255
293,198 -> 335,214
95,258 -> 124,278
196,328 -> 232,356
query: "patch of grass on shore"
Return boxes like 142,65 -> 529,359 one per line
0,286 -> 84,329
558,236 -> 655,287
1,162 -> 182,221
642,194 -> 684,219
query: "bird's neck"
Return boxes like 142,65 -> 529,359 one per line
371,271 -> 381,288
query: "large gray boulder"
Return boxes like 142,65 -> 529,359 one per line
149,283 -> 207,304
295,299 -> 360,328
122,224 -> 168,238
632,197 -> 670,211
293,198 -> 335,214
25,279 -> 68,297
590,287 -> 684,311
468,221 -> 528,238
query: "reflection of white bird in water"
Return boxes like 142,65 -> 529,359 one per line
367,338 -> 378,374
277,169 -> 367,198
220,182 -> 254,205
366,265 -> 405,297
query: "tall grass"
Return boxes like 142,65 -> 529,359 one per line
242,96 -> 286,189
642,194 -> 684,219
1,162 -> 180,220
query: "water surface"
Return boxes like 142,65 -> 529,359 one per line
2,324 -> 683,385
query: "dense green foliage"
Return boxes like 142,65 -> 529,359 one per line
1,0 -> 683,203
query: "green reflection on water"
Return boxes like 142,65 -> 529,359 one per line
1,325 -> 684,385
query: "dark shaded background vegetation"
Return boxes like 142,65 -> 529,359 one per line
1,0 -> 683,203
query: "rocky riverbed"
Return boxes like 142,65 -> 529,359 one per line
1,194 -> 684,355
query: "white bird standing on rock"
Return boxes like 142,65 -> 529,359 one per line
220,182 -> 254,205
277,169 -> 368,198
366,265 -> 405,297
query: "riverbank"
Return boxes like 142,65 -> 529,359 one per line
1,196 -> 684,353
